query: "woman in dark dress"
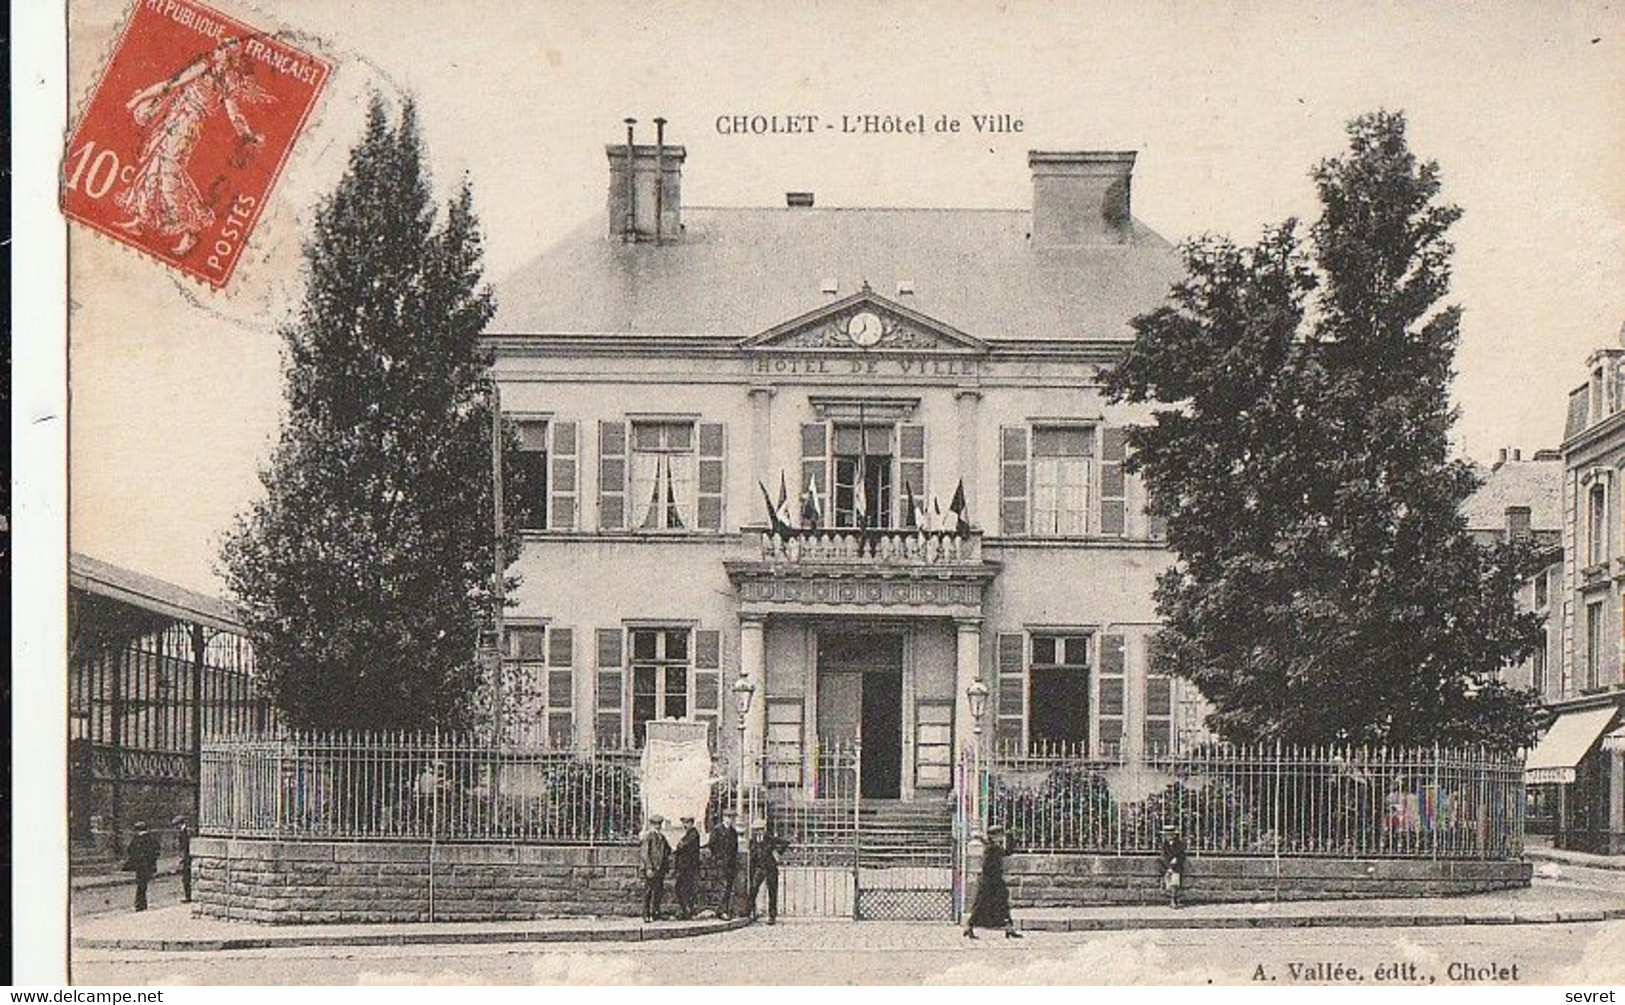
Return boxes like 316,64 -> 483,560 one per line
962,825 -> 1021,939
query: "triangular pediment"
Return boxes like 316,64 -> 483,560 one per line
742,289 -> 987,353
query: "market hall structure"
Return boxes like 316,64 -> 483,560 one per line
483,125 -> 1210,796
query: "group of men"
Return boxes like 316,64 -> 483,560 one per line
120,814 -> 193,911
638,809 -> 789,923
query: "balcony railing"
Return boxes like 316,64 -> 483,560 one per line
756,526 -> 983,565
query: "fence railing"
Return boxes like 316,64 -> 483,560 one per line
756,739 -> 861,868
977,742 -> 1524,861
200,733 -> 646,845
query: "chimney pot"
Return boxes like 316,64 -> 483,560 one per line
607,124 -> 685,241
786,192 -> 815,208
1496,448 -> 1509,466
1512,448 -> 1522,462
1028,150 -> 1137,247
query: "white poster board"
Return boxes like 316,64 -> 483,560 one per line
641,719 -> 714,838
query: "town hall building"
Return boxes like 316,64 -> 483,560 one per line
482,124 -> 1205,800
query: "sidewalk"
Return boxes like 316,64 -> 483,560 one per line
73,906 -> 751,952
73,879 -> 1625,952
1523,838 -> 1625,873
1017,880 -> 1625,932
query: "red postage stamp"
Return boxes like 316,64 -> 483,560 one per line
62,0 -> 331,289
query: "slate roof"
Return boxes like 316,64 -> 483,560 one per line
1462,458 -> 1564,534
70,552 -> 243,632
489,207 -> 1184,342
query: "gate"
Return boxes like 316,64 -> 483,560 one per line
753,739 -> 860,918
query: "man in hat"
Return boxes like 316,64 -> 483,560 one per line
748,820 -> 790,925
121,821 -> 161,912
1159,823 -> 1189,909
708,809 -> 740,919
639,814 -> 671,922
673,815 -> 703,919
172,814 -> 194,903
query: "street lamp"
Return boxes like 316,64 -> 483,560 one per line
732,672 -> 757,821
966,677 -> 990,830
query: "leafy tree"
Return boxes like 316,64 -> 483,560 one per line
1105,111 -> 1542,753
221,96 -> 540,731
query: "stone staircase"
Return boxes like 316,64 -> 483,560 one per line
857,798 -> 956,867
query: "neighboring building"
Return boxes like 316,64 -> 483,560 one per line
1463,448 -> 1564,697
483,125 -> 1208,800
1525,335 -> 1625,853
68,553 -> 271,859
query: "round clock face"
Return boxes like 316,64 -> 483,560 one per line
847,311 -> 884,347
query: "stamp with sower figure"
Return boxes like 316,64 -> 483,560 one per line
62,0 -> 330,289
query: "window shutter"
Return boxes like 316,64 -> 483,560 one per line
599,421 -> 627,531
1100,427 -> 1127,537
899,423 -> 926,528
1098,633 -> 1126,754
1146,507 -> 1167,541
999,426 -> 1029,536
595,628 -> 624,749
800,422 -> 828,527
546,628 -> 575,747
995,632 -> 1025,749
697,422 -> 726,532
548,421 -> 578,531
693,628 -> 722,748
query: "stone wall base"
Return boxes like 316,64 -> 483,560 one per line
1006,853 -> 1532,908
193,837 -> 718,924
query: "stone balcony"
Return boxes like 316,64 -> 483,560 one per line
755,526 -> 983,565
726,527 -> 998,619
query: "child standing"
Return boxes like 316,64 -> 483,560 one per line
1158,823 -> 1188,909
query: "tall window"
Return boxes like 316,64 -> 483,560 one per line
1586,601 -> 1604,691
1589,483 -> 1608,566
1027,633 -> 1090,747
512,420 -> 549,529
1532,637 -> 1548,695
1533,569 -> 1549,610
1031,427 -> 1093,535
504,625 -> 574,746
630,627 -> 689,746
631,422 -> 695,530
832,424 -> 893,529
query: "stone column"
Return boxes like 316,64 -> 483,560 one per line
954,618 -> 983,757
739,615 -> 768,770
748,387 -> 774,497
955,390 -> 982,526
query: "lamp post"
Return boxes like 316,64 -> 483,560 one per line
966,678 -> 990,828
732,672 -> 757,822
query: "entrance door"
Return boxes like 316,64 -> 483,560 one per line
817,633 -> 904,799
860,668 -> 902,798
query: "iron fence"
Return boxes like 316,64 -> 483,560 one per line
200,732 -> 645,845
978,742 -> 1524,861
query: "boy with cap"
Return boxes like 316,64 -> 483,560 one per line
1159,823 -> 1188,909
173,814 -> 194,903
639,814 -> 671,921
708,809 -> 740,919
673,815 -> 702,919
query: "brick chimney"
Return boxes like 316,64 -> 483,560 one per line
1028,150 -> 1137,247
607,118 -> 684,242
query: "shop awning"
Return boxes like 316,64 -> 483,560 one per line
1603,726 -> 1625,754
1525,707 -> 1619,784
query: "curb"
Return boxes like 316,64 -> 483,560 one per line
73,916 -> 751,952
1017,907 -> 1625,932
1526,850 -> 1625,874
